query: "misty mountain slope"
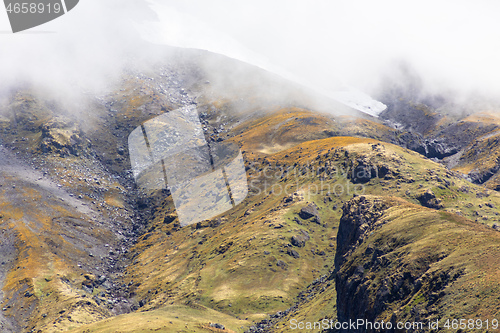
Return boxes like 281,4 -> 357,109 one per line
377,67 -> 500,191
2,45 -> 500,333
393,106 -> 500,191
0,87 -> 171,332
0,61 -> 205,332
0,46 -> 366,333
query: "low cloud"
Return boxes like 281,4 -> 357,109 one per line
142,0 -> 500,100
0,0 -> 155,99
1,0 -> 499,110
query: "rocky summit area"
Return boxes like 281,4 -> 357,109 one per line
1,46 -> 500,332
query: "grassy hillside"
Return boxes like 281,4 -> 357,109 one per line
84,123 -> 500,332
335,195 -> 500,332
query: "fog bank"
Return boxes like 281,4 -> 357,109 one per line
1,0 -> 499,109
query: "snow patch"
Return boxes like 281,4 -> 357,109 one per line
330,89 -> 387,117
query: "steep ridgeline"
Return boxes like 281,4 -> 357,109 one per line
377,64 -> 500,191
333,195 -> 500,333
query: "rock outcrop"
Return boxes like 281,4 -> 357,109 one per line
40,116 -> 83,156
396,132 -> 458,159
416,189 -> 444,209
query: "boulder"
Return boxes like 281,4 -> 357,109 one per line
417,189 -> 444,209
287,249 -> 300,259
290,230 -> 310,247
210,323 -> 225,330
299,203 -> 320,221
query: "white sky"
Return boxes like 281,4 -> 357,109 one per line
1,0 -> 500,99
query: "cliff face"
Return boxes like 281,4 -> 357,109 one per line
334,196 -> 500,333
334,196 -> 391,326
